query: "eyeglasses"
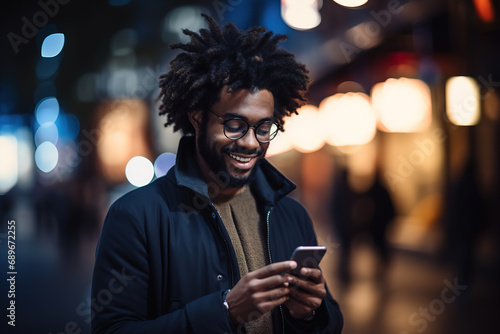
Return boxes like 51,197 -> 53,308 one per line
208,109 -> 281,143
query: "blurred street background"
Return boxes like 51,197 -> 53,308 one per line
1,0 -> 500,333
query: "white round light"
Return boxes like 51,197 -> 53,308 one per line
35,141 -> 58,173
125,156 -> 154,187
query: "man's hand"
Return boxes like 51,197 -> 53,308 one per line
284,267 -> 326,319
226,261 -> 297,324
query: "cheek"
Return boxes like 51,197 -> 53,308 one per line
260,143 -> 269,154
218,136 -> 236,149
210,134 -> 233,153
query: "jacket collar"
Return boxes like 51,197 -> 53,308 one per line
173,136 -> 296,206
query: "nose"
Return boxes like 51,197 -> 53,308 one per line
236,127 -> 260,150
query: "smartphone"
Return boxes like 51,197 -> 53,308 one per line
289,246 -> 327,276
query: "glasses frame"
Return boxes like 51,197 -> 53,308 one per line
207,109 -> 281,143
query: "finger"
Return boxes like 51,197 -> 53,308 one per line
285,274 -> 326,297
288,280 -> 326,301
252,261 -> 297,279
288,277 -> 315,295
285,295 -> 320,319
261,274 -> 288,289
298,267 -> 324,283
255,286 -> 290,302
283,272 -> 317,289
250,274 -> 292,292
257,295 -> 290,313
287,291 -> 323,310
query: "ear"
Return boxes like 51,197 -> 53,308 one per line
188,110 -> 203,132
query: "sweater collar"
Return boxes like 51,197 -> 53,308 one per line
173,136 -> 296,206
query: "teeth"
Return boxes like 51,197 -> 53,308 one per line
229,153 -> 252,163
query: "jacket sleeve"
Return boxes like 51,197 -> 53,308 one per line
283,292 -> 343,334
280,199 -> 344,334
91,201 -> 235,334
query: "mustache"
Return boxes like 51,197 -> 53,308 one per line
222,145 -> 264,157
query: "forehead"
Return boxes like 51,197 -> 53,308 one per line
213,88 -> 275,121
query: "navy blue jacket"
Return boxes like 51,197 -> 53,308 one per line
91,136 -> 343,333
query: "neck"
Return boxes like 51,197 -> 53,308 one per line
211,184 -> 248,204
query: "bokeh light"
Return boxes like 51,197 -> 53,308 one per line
320,92 -> 377,146
16,127 -> 34,189
154,152 -> 176,178
35,141 -> 58,173
162,6 -> 207,43
266,128 -> 294,157
125,156 -> 154,187
281,0 -> 321,30
333,0 -> 368,8
0,135 -> 18,194
35,96 -> 59,125
41,33 -> 65,58
445,76 -> 481,126
96,99 -> 152,183
371,77 -> 432,132
286,105 -> 326,153
473,0 -> 496,23
34,122 -> 58,146
57,113 -> 80,140
107,69 -> 138,98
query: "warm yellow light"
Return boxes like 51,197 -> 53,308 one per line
333,0 -> 368,8
286,105 -> 326,153
371,77 -> 432,132
98,130 -> 131,165
445,76 -> 481,126
96,99 -> 152,183
319,92 -> 377,146
281,0 -> 321,31
266,128 -> 293,157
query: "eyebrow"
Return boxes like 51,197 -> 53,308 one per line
220,112 -> 275,123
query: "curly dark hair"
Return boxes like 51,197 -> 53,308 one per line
158,14 -> 310,135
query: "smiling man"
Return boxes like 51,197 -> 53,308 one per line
91,14 -> 343,334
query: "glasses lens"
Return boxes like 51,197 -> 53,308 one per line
224,119 -> 248,139
223,118 -> 280,143
256,122 -> 279,142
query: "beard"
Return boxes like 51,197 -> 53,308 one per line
197,117 -> 263,189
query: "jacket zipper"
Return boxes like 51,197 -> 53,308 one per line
211,204 -> 235,287
266,208 -> 285,334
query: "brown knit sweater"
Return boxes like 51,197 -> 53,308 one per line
212,185 -> 273,334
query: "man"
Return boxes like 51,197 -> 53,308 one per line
91,14 -> 343,333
